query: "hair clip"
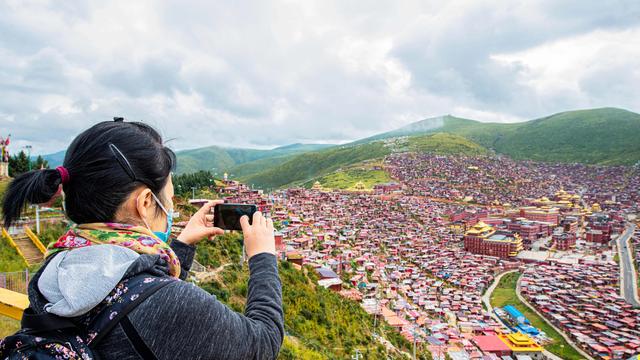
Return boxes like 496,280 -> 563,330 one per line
108,142 -> 138,182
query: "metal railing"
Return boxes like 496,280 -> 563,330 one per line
0,269 -> 30,294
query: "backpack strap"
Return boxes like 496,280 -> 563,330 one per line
21,307 -> 77,331
87,275 -> 176,346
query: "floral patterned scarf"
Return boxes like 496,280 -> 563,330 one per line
47,222 -> 181,278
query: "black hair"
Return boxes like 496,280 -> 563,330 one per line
2,121 -> 176,227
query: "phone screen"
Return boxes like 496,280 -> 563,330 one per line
213,203 -> 257,231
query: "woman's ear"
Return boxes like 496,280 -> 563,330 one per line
135,188 -> 154,222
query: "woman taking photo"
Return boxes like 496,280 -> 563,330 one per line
1,120 -> 283,359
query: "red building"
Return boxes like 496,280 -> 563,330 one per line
463,222 -> 523,259
519,207 -> 559,226
473,335 -> 512,357
585,230 -> 609,244
552,231 -> 576,250
561,217 -> 579,233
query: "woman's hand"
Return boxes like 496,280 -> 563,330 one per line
240,211 -> 276,259
176,200 -> 225,246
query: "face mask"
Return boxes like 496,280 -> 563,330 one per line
141,192 -> 174,243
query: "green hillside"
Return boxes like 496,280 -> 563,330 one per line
243,133 -> 487,189
176,144 -> 332,174
301,160 -> 391,190
362,108 -> 640,165
41,144 -> 332,174
407,132 -> 491,155
196,232 -> 429,359
228,155 -> 299,179
241,141 -> 389,189
474,108 -> 640,164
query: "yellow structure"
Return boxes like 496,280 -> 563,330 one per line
353,181 -> 365,191
498,332 -> 543,353
312,181 -> 323,190
24,225 -> 47,254
465,221 -> 495,238
0,288 -> 29,320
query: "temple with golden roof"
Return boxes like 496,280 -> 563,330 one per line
463,221 -> 523,258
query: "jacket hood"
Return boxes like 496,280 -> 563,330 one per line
30,244 -> 171,318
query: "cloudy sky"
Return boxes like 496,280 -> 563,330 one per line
1,0 -> 639,154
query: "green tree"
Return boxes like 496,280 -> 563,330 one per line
8,150 -> 30,176
8,151 -> 50,177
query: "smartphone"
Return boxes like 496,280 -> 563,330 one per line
213,203 -> 258,231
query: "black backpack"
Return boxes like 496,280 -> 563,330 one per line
0,274 -> 175,360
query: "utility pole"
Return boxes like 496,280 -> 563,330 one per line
192,186 -> 196,200
25,145 -> 32,171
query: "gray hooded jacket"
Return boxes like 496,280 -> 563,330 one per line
28,240 -> 284,360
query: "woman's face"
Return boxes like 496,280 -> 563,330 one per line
120,175 -> 175,232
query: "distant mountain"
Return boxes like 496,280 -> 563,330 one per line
272,143 -> 333,152
352,115 -> 475,144
40,107 -> 640,185
40,150 -> 66,167
355,107 -> 640,165
466,107 -> 640,165
242,133 -> 488,189
176,143 -> 333,174
39,143 -> 334,174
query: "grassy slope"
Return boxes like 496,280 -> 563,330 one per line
244,133 -> 488,189
196,233 -> 429,359
462,108 -> 640,164
242,141 -> 391,189
490,272 -> 582,360
229,155 -> 299,179
303,168 -> 391,190
357,108 -> 640,165
0,234 -> 27,272
407,132 -> 490,155
176,144 -> 335,174
439,108 -> 640,165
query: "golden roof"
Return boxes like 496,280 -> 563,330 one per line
498,332 -> 543,352
465,221 -> 495,236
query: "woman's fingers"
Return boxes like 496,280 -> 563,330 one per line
197,200 -> 223,217
207,227 -> 225,240
240,215 -> 251,233
252,211 -> 262,227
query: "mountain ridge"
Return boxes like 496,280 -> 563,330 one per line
38,107 -> 640,181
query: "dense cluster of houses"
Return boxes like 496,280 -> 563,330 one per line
520,262 -> 640,358
203,153 -> 639,359
385,153 -> 640,212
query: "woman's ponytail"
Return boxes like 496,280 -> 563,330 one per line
2,168 -> 63,227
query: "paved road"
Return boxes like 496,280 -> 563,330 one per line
482,270 -> 570,360
617,224 -> 640,307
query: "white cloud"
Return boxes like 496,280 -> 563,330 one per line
491,27 -> 640,108
0,0 -> 638,154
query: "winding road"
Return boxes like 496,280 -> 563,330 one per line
482,270 -> 593,360
617,224 -> 640,307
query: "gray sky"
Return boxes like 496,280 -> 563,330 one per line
1,0 -> 639,155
